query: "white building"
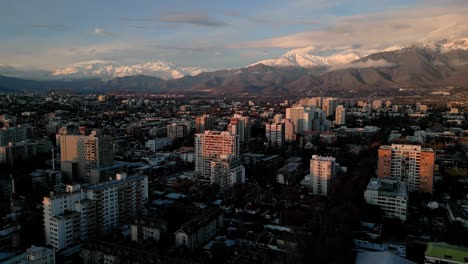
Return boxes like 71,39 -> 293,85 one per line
43,174 -> 148,251
145,137 -> 173,152
335,105 -> 346,125
211,157 -> 245,192
310,155 -> 339,196
195,131 -> 239,178
364,178 -> 408,221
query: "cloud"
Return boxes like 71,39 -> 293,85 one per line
159,13 -> 229,27
94,27 -> 113,36
31,24 -> 71,32
233,4 -> 468,53
332,59 -> 396,70
122,12 -> 229,27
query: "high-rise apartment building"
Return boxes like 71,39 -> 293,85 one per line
322,97 -> 339,117
167,122 -> 191,138
195,114 -> 215,133
228,114 -> 251,143
378,144 -> 434,193
0,142 -> 38,166
335,105 -> 346,125
195,131 -> 239,178
284,119 -> 296,142
59,129 -> 114,183
364,177 -> 408,221
310,155 -> 339,196
286,106 -> 327,134
0,124 -> 30,147
265,122 -> 284,146
43,174 -> 148,251
210,156 -> 245,192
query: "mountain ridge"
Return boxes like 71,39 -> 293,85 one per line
1,43 -> 468,94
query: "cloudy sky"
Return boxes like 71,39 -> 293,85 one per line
0,0 -> 467,70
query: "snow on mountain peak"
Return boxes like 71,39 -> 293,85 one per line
413,37 -> 468,53
251,48 -> 372,68
50,60 -> 208,80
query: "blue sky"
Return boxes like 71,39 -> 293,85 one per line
0,0 -> 467,69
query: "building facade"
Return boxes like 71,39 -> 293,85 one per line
59,129 -> 114,184
210,157 -> 245,192
364,178 -> 408,221
195,114 -> 215,133
43,174 -> 148,251
335,105 -> 346,126
378,144 -> 434,193
265,122 -> 284,147
195,131 -> 239,178
0,125 -> 29,147
174,208 -> 223,251
228,114 -> 251,144
310,155 -> 338,196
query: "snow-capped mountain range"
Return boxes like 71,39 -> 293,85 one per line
251,38 -> 468,68
0,60 -> 208,80
1,38 -> 467,81
50,60 -> 208,80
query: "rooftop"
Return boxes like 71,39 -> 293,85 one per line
366,178 -> 408,197
85,174 -> 147,191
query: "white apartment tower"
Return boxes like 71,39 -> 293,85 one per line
195,131 -> 239,178
43,174 -> 148,251
310,155 -> 338,196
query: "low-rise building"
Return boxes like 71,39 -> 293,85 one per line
145,137 -> 173,152
364,178 -> 408,221
174,208 -> 223,251
130,217 -> 168,242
